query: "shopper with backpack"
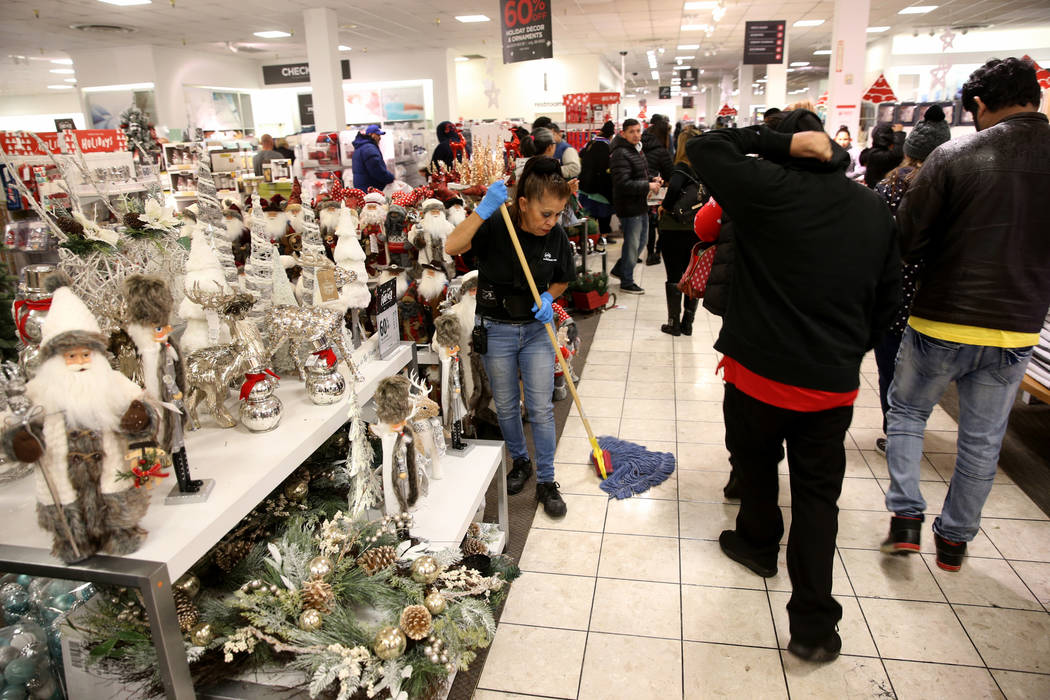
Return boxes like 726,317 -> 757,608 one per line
658,127 -> 704,336
578,121 -> 616,236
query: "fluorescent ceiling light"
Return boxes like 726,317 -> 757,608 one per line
47,85 -> 73,90
64,78 -> 77,83
789,61 -> 809,67
50,68 -> 75,74
677,44 -> 700,50
50,58 -> 74,65
454,56 -> 469,62
253,30 -> 291,38
756,78 -> 767,83
684,1 -> 718,8
81,82 -> 155,92
338,45 -> 352,51
867,26 -> 890,33
676,55 -> 695,59
98,0 -> 151,5
793,19 -> 825,27
651,70 -> 660,79
673,65 -> 690,70
682,24 -> 713,31
455,15 -> 490,22
898,5 -> 938,14
813,49 -> 832,55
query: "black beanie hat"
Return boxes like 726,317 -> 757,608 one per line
904,105 -> 951,161
600,121 -> 615,138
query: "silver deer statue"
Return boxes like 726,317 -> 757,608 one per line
264,304 -> 363,382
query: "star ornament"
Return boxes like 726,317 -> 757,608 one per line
483,81 -> 501,109
939,29 -> 957,52
930,64 -> 951,94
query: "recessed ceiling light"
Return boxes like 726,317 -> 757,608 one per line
338,45 -> 352,51
790,61 -> 809,67
813,49 -> 832,55
793,19 -> 825,27
98,0 -> 151,5
676,55 -> 695,60
673,65 -> 691,70
455,15 -> 490,22
253,30 -> 291,39
867,26 -> 891,33
455,56 -> 469,62
684,1 -> 718,9
64,78 -> 77,83
899,5 -> 938,14
47,85 -> 74,90
677,44 -> 700,50
50,58 -> 74,65
651,70 -> 660,80
50,68 -> 75,74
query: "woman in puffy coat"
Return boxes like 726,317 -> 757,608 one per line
642,120 -> 674,266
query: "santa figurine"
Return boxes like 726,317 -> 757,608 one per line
221,200 -> 251,273
358,191 -> 386,264
417,261 -> 449,313
448,271 -> 479,422
315,193 -> 342,260
112,275 -> 203,496
445,197 -> 467,227
412,199 -> 455,278
433,314 -> 468,451
3,285 -> 158,563
260,195 -> 290,246
383,203 -> 412,269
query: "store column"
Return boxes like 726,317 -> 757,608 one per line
303,7 -> 346,132
766,35 -> 788,110
826,0 -> 869,138
738,64 -> 754,124
705,83 -> 719,125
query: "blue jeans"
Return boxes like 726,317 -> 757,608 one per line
885,327 -> 1033,542
479,317 -> 557,483
615,214 -> 649,286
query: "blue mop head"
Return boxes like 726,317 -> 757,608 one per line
597,435 -> 677,499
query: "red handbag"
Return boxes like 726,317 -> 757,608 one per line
677,242 -> 717,299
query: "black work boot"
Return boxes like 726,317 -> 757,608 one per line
536,481 -> 567,517
506,457 -> 533,495
661,282 -> 682,336
680,297 -> 699,336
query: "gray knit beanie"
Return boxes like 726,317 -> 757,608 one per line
904,105 -> 951,161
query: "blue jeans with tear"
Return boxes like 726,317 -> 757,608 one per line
885,327 -> 1033,542
479,317 -> 557,483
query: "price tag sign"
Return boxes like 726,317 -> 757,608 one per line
501,0 -> 554,64
316,268 -> 339,302
376,278 -> 399,360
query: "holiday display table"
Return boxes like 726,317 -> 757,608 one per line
0,341 -> 415,699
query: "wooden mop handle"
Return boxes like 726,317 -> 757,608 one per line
497,204 -> 600,445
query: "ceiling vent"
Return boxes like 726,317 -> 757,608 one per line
70,24 -> 136,34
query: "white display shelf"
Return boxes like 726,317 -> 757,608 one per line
0,342 -> 413,581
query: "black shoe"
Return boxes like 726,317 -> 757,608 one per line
875,437 -> 887,456
645,252 -> 661,266
934,532 -> 966,571
680,297 -> 698,336
536,481 -> 567,518
787,631 -> 842,663
718,530 -> 777,577
610,266 -> 622,280
880,514 -> 923,554
506,457 -> 533,495
661,282 -> 682,336
723,473 -> 742,500
620,283 -> 644,295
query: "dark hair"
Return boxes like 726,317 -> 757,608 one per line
600,121 -> 615,138
549,123 -> 562,134
512,156 -> 572,222
623,118 -> 640,130
835,125 -> 851,137
961,57 -> 1041,113
764,107 -> 782,119
531,127 -> 556,155
532,116 -> 553,131
648,120 -> 670,147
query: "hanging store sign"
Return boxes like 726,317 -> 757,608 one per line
681,68 -> 699,88
501,0 -> 554,64
262,60 -> 352,85
298,94 -> 315,127
683,96 -> 694,109
659,86 -> 671,100
743,21 -> 785,65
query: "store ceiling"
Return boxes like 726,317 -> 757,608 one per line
1,0 -> 1048,97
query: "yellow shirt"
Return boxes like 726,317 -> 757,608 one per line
908,317 -> 1039,349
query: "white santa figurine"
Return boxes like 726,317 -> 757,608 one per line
376,263 -> 411,299
358,191 -> 386,260
412,198 -> 455,278
320,205 -> 372,313
445,197 -> 467,227
417,261 -> 449,311
178,226 -> 231,354
3,285 -> 158,563
448,271 -> 479,413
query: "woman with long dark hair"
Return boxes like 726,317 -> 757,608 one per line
446,157 -> 575,517
658,127 -> 702,335
643,119 -> 674,266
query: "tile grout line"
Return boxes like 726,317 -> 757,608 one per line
837,542 -> 899,698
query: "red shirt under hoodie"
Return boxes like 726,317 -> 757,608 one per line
718,356 -> 858,412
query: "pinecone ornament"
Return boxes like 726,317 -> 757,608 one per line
214,539 -> 252,572
301,579 -> 334,613
462,537 -> 488,556
357,545 -> 397,575
467,523 -> 482,538
173,589 -> 199,633
123,212 -> 146,230
399,604 -> 433,640
56,217 -> 84,238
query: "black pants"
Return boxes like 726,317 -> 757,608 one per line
596,215 -> 612,235
646,210 -> 660,257
723,383 -> 853,645
873,331 -> 903,434
660,227 -> 695,284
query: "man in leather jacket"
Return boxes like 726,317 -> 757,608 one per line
881,58 -> 1050,573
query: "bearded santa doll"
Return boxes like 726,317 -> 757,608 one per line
445,197 -> 467,227
316,194 -> 342,260
221,201 -> 251,273
448,271 -> 479,422
383,203 -> 412,270
411,199 -> 455,278
260,194 -> 290,247
358,192 -> 387,264
281,179 -> 304,256
3,285 -> 158,563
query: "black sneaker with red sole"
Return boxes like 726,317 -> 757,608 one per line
934,532 -> 966,571
880,514 -> 923,554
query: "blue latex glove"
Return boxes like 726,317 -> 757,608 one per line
475,180 -> 508,220
532,291 -> 554,324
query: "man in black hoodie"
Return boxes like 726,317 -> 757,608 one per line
687,110 -> 900,663
431,121 -> 470,170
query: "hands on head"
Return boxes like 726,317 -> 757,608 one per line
789,132 -> 834,163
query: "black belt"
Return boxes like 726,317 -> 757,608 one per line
479,314 -> 537,326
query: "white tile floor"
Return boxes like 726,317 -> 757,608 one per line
474,260 -> 1050,700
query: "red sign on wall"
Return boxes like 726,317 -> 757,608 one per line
0,129 -> 127,156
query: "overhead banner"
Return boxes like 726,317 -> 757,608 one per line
262,60 -> 352,85
743,20 -> 785,65
501,0 -> 553,64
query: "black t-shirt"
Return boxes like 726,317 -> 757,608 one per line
470,213 -> 575,321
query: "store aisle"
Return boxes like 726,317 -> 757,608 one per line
473,261 -> 1050,699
